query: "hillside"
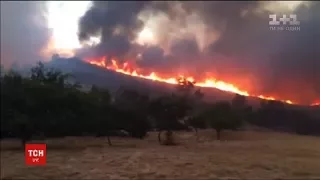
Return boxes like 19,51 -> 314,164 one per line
1,130 -> 320,180
45,57 -> 271,105
45,57 -> 320,114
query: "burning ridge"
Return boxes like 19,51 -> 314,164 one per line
85,56 -> 319,107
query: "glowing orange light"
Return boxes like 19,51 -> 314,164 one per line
84,56 -> 317,106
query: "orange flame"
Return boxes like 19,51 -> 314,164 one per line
85,56 -> 318,106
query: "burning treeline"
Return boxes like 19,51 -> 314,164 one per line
85,56 -> 319,106
75,1 -> 320,106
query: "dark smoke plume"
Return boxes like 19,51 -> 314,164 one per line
78,1 -> 320,104
78,1 -> 150,62
0,1 -> 50,68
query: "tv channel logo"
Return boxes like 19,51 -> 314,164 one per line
25,144 -> 46,166
269,14 -> 300,32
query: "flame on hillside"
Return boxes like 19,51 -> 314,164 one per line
84,56 -> 320,106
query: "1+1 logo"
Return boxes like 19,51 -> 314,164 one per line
25,144 -> 46,166
269,14 -> 300,31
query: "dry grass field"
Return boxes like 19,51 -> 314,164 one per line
1,130 -> 320,180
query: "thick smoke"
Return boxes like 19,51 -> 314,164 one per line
78,1 -> 150,62
0,1 -> 51,68
78,1 -> 320,104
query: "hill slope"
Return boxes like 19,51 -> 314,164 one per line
46,57 -> 320,112
46,57 -> 264,104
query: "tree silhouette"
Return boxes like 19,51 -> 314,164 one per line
232,94 -> 247,109
175,76 -> 205,139
204,101 -> 242,140
149,94 -> 191,145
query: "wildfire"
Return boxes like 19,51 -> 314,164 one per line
85,56 -> 318,106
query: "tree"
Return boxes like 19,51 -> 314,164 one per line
0,63 -> 147,146
113,88 -> 150,140
149,94 -> 191,145
176,76 -> 205,138
176,76 -> 195,95
89,86 -> 150,146
1,70 -> 33,145
0,62 -> 82,146
114,87 -> 150,114
231,94 -> 252,126
176,76 -> 204,104
204,101 -> 242,140
30,61 -> 73,88
87,85 -> 113,145
232,94 -> 247,109
185,115 -> 207,140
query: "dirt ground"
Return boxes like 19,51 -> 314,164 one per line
1,130 -> 320,180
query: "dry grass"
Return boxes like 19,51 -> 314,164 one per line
1,130 -> 320,180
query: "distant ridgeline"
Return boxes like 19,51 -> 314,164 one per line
47,55 -> 173,95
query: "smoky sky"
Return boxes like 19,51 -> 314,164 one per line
0,1 -> 50,68
78,1 -> 319,104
